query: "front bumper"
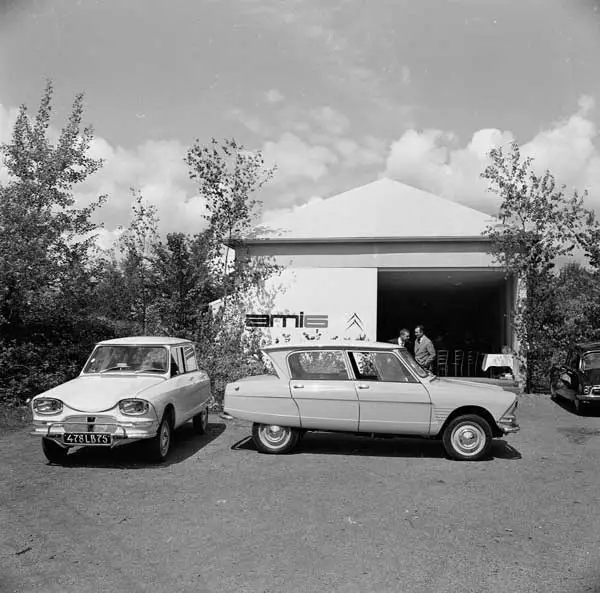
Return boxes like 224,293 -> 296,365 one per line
578,394 -> 600,403
497,421 -> 520,434
31,417 -> 159,446
497,401 -> 520,435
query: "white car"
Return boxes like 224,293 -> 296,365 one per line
30,337 -> 211,464
224,341 -> 519,461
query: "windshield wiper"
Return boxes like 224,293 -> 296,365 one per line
99,366 -> 131,373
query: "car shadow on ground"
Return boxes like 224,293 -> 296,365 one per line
232,432 -> 522,461
552,395 -> 600,417
55,420 -> 226,469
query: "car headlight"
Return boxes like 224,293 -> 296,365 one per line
32,398 -> 63,415
119,399 -> 150,416
583,385 -> 592,395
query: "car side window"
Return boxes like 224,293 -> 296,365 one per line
171,347 -> 185,376
568,351 -> 580,370
183,345 -> 198,372
350,352 -> 379,381
288,350 -> 349,381
350,351 -> 417,383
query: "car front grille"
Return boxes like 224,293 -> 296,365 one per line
63,415 -> 120,434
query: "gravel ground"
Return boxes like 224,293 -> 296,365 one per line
1,393 -> 600,593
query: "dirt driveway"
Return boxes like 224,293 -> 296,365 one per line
1,394 -> 600,593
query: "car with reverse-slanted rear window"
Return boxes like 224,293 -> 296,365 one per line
224,341 -> 519,461
30,336 -> 211,464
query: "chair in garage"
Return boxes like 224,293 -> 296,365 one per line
453,349 -> 465,377
436,350 -> 449,376
466,350 -> 476,376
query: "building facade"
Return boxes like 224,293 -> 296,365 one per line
240,178 -> 516,364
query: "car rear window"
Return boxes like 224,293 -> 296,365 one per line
287,350 -> 349,381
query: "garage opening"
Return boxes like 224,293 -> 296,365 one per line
377,270 -> 513,376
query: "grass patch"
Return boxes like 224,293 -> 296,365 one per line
0,403 -> 32,433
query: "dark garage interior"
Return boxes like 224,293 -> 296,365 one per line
377,269 -> 513,376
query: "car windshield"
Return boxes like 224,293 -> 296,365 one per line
394,348 -> 431,379
83,345 -> 169,374
582,351 -> 600,371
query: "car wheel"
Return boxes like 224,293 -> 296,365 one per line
442,415 -> 493,461
149,412 -> 173,462
192,408 -> 209,435
252,423 -> 299,454
42,438 -> 69,464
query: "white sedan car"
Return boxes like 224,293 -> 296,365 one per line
225,341 -> 519,461
30,337 -> 211,464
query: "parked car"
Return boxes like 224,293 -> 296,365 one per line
30,337 -> 211,464
224,341 -> 519,461
550,342 -> 600,414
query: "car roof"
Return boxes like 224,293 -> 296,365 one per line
262,340 -> 400,353
576,342 -> 600,352
96,336 -> 193,346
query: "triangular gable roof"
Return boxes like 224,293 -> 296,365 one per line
252,177 -> 495,241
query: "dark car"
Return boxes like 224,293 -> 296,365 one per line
550,342 -> 600,414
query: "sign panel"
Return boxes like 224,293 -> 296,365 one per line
246,267 -> 377,341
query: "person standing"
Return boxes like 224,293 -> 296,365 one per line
414,325 -> 436,371
397,328 -> 412,354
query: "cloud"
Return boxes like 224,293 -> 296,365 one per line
334,136 -> 386,167
309,106 -> 350,136
262,132 -> 339,185
260,195 -> 325,225
384,95 -> 600,214
0,102 -> 20,183
228,107 -> 266,135
265,88 -> 284,104
78,137 -> 208,239
401,65 -> 411,85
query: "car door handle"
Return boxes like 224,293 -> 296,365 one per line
357,384 -> 370,390
292,384 -> 304,389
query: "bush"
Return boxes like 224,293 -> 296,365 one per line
193,306 -> 269,409
0,316 -> 118,405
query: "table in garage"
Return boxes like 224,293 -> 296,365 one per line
481,354 -> 516,377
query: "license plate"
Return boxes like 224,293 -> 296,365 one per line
63,433 -> 111,445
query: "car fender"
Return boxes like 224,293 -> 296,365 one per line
224,375 -> 301,427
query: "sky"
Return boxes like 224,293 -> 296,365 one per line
1,0 -> 600,248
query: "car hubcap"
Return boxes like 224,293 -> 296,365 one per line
160,423 -> 170,456
452,423 -> 485,456
260,425 -> 290,447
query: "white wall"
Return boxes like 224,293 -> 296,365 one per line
247,240 -> 501,269
249,267 -> 378,342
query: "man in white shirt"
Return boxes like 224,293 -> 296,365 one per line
397,328 -> 412,354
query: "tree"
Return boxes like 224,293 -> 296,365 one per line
481,142 -> 600,392
0,81 -> 113,405
151,231 -> 217,334
117,189 -> 160,334
0,80 -> 106,333
553,263 -> 600,349
184,138 -> 279,404
185,137 -> 276,305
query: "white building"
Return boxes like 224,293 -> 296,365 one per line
238,178 -> 516,365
